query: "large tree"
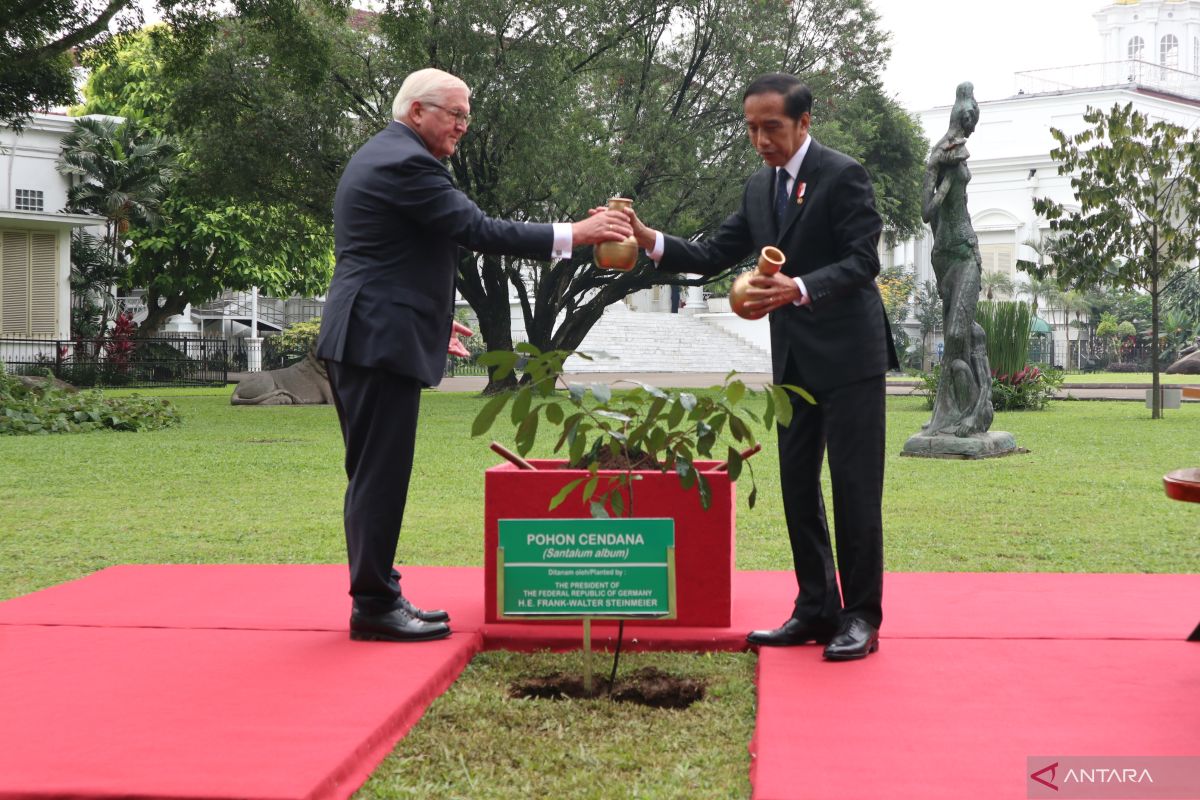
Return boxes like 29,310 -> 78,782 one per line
1033,103 -> 1200,418
73,25 -> 336,335
0,0 -> 350,129
0,0 -> 139,128
381,0 -> 925,389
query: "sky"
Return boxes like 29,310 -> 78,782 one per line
869,0 -> 1109,111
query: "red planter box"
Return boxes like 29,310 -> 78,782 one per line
484,460 -> 735,627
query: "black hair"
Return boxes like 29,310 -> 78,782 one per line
742,73 -> 813,120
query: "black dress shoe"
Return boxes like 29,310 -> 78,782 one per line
822,618 -> 879,661
397,595 -> 450,623
350,606 -> 451,642
747,618 -> 837,647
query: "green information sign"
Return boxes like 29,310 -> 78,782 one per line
498,518 -> 676,618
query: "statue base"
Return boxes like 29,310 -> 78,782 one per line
901,430 -> 1020,459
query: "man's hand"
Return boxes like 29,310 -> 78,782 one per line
741,271 -> 807,317
621,206 -> 659,251
448,319 -> 472,358
587,204 -> 658,250
571,209 -> 634,246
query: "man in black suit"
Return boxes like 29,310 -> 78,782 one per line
316,68 -> 632,642
624,74 -> 896,660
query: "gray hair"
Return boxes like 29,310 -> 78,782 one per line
392,68 -> 471,122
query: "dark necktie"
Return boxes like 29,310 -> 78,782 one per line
775,167 -> 789,229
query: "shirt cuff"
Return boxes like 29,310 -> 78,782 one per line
792,276 -> 808,306
551,222 -> 573,259
647,231 -> 665,262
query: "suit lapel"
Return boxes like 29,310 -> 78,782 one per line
778,139 -> 824,241
749,166 -> 774,233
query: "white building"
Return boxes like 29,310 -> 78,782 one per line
0,113 -> 98,340
886,0 -> 1200,366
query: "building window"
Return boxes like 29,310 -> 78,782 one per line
1128,36 -> 1144,60
1160,34 -> 1179,69
1,230 -> 58,335
979,244 -> 1015,279
14,189 -> 44,212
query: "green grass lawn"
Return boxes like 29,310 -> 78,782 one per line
887,371 -> 1200,384
2,388 -> 1197,799
2,390 -> 1197,600
359,650 -> 757,800
1061,372 -> 1200,384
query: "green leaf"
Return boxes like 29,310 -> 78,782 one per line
728,413 -> 750,442
514,411 -> 539,456
679,393 -> 697,412
510,386 -> 532,425
762,392 -> 776,429
591,383 -> 612,404
771,386 -> 793,428
471,392 -> 511,437
725,380 -> 746,406
544,403 -> 563,424
582,475 -> 599,502
748,485 -> 758,509
548,478 -> 584,511
568,427 -> 587,466
675,458 -> 696,489
568,383 -> 586,404
555,412 -> 583,452
632,381 -> 669,400
477,350 -> 518,380
666,399 -> 685,428
726,446 -> 743,481
514,342 -> 542,357
590,500 -> 610,519
610,490 -> 625,518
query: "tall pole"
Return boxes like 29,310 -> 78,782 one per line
247,286 -> 263,373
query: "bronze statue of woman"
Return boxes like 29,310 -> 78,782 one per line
921,82 -> 994,437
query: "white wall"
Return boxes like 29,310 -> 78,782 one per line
0,114 -> 79,215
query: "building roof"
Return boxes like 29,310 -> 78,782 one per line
0,210 -> 100,229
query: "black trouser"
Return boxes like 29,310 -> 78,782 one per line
326,361 -> 422,614
777,372 -> 886,629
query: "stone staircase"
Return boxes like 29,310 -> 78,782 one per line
562,304 -> 771,373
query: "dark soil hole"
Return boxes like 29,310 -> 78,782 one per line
509,667 -> 706,709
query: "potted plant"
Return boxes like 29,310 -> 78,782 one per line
472,345 -> 810,627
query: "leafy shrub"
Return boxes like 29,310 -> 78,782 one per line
0,368 -> 181,435
916,364 -> 1063,412
276,318 -> 322,354
990,365 -> 1064,411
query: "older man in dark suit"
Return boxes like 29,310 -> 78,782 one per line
317,68 -> 631,642
624,73 -> 897,661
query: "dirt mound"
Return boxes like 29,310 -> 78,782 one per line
510,666 -> 706,709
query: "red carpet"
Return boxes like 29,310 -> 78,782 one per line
0,625 -> 474,800
0,565 -> 1196,799
751,640 -> 1200,800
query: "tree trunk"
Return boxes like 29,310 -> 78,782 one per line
136,291 -> 189,337
457,252 -> 517,394
1151,269 -> 1161,420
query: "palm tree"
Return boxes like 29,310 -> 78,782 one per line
1019,275 -> 1062,320
56,117 -> 179,333
1058,290 -> 1090,370
980,270 -> 1014,301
